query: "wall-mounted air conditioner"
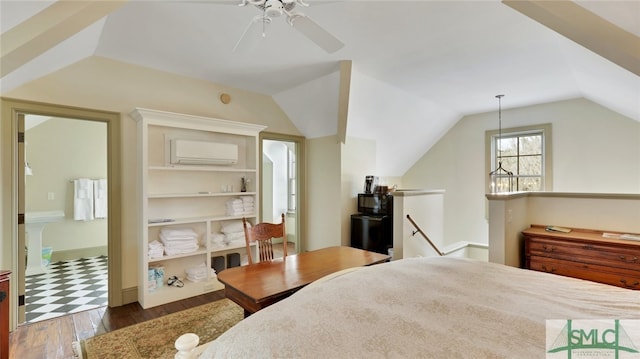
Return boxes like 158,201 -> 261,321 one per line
170,139 -> 238,165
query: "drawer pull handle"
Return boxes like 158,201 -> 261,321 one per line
619,279 -> 640,287
0,290 -> 5,303
541,265 -> 556,273
619,256 -> 639,263
542,245 -> 556,252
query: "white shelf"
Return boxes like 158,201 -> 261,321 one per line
132,108 -> 265,309
148,247 -> 208,263
147,214 -> 258,227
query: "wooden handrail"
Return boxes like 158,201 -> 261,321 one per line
406,214 -> 444,256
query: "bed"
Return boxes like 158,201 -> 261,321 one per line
193,257 -> 640,358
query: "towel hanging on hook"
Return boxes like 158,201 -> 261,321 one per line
73,178 -> 94,221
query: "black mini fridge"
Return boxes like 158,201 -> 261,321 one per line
350,214 -> 392,255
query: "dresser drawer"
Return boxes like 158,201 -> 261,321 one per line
523,225 -> 640,289
526,236 -> 640,270
529,256 -> 640,289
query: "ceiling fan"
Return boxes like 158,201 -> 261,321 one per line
233,0 -> 344,53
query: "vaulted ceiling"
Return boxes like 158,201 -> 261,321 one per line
2,1 -> 638,176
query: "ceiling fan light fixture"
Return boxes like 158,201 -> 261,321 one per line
235,0 -> 343,54
264,0 -> 284,17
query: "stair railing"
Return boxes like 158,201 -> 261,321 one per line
406,214 -> 444,256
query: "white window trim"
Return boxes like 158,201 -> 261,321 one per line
485,123 -> 553,193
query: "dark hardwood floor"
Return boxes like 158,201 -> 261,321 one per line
9,290 -> 225,359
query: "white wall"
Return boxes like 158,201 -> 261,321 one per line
392,190 -> 445,260
26,118 -> 107,253
346,68 -> 458,177
340,137 -> 376,246
402,98 -> 640,248
551,102 -> 640,192
306,135 -> 342,250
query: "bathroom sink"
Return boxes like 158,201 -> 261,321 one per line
25,210 -> 64,275
26,210 -> 65,224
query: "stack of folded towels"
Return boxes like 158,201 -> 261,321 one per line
148,240 -> 165,259
225,198 -> 244,216
185,262 -> 216,282
159,227 -> 199,256
223,232 -> 245,247
225,196 -> 255,216
210,220 -> 250,248
240,196 -> 254,214
210,233 -> 226,249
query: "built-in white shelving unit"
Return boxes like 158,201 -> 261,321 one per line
131,108 -> 265,308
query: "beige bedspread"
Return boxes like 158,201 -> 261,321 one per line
202,257 -> 640,358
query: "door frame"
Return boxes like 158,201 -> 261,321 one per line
1,98 -> 122,329
259,132 -> 306,253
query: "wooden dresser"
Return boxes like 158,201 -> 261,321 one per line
0,270 -> 10,359
523,225 -> 640,290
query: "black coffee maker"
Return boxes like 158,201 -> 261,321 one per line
364,175 -> 378,194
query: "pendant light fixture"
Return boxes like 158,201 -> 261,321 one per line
489,94 -> 513,193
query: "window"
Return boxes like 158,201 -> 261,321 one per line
486,124 -> 552,192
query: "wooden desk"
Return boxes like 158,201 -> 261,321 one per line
217,246 -> 390,316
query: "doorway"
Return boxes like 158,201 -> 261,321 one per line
260,133 -> 305,253
1,98 -> 122,329
23,115 -> 108,323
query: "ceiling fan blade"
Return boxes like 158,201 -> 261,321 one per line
289,15 -> 344,53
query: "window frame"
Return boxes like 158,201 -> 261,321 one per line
485,123 -> 553,193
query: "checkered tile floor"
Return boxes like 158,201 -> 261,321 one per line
25,255 -> 108,323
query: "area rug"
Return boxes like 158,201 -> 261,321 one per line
74,298 -> 243,359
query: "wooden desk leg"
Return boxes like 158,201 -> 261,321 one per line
244,309 -> 252,318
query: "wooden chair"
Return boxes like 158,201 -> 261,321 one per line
243,213 -> 287,265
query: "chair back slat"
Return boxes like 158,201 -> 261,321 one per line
243,213 -> 287,265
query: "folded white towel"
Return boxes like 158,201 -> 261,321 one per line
220,220 -> 249,233
160,228 -> 198,237
161,239 -> 198,248
160,234 -> 198,242
225,232 -> 245,241
74,178 -> 94,221
164,245 -> 199,256
185,263 -> 213,282
148,240 -> 165,259
211,233 -> 225,242
149,249 -> 164,260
